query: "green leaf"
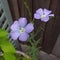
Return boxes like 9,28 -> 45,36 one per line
0,38 -> 16,60
15,54 -> 22,60
0,29 -> 8,38
33,38 -> 42,47
0,38 -> 16,53
4,53 -> 16,60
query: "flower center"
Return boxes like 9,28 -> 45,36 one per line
41,14 -> 46,18
20,28 -> 25,33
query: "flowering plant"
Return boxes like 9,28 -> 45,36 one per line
0,0 -> 54,60
10,1 -> 54,60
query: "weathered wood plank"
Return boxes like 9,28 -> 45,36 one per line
8,0 -> 19,20
43,0 -> 60,53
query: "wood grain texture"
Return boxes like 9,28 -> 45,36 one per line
43,0 -> 60,53
17,0 -> 32,21
7,0 -> 19,20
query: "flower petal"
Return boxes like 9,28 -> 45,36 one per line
36,8 -> 43,15
19,32 -> 29,41
41,16 -> 49,22
44,9 -> 52,16
18,17 -> 27,27
10,31 -> 20,40
25,23 -> 34,33
49,14 -> 54,17
34,13 -> 41,19
11,21 -> 20,31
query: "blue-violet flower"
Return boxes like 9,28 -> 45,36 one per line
10,18 -> 34,41
34,8 -> 54,22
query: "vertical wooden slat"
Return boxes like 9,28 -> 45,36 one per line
33,0 -> 50,12
17,0 -> 25,17
17,0 -> 32,21
43,0 -> 60,53
8,0 -> 19,20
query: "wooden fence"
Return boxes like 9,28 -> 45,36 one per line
7,0 -> 60,53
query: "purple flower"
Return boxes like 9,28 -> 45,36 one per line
10,17 -> 34,41
34,8 -> 54,22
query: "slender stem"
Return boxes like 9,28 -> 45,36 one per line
29,26 -> 44,41
23,0 -> 33,22
28,26 -> 44,46
16,51 -> 31,58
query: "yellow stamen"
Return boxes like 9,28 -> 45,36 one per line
41,14 -> 46,18
20,28 -> 25,33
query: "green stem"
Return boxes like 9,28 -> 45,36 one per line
23,0 -> 34,22
29,26 -> 44,41
28,26 -> 44,46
